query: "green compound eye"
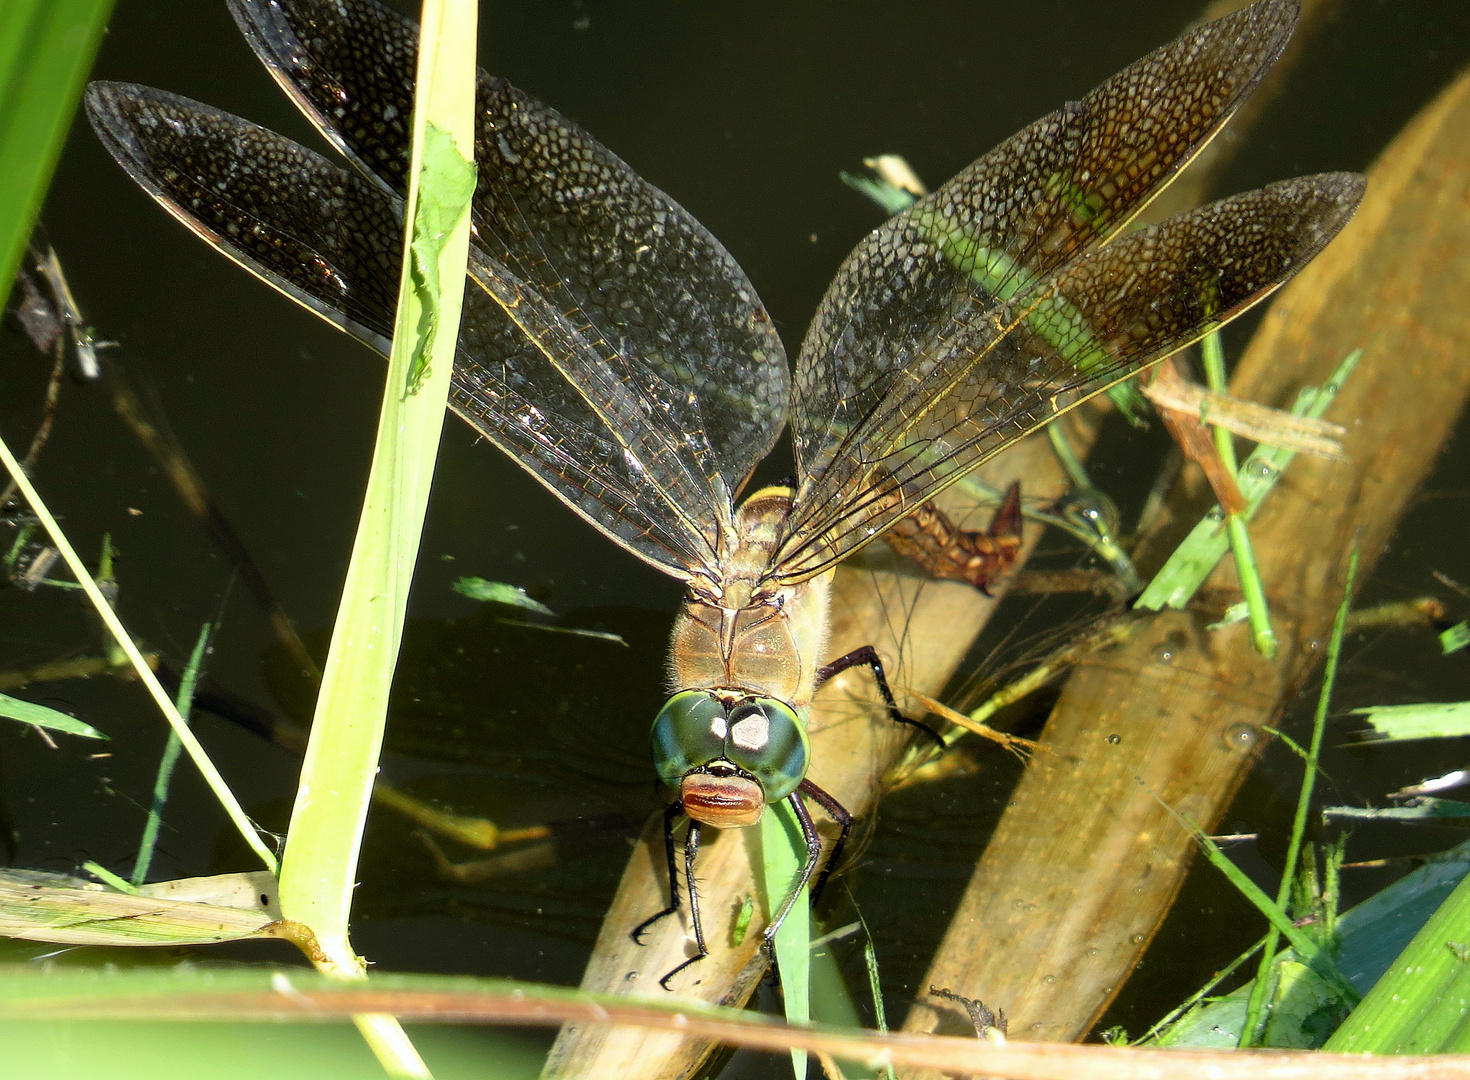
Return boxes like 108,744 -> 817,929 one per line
722,698 -> 808,802
649,690 -> 728,788
649,692 -> 810,801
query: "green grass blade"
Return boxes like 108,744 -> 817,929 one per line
1242,549 -> 1358,1045
1350,701 -> 1470,741
0,0 -> 113,291
1326,863 -> 1470,1052
1441,621 -> 1470,655
0,690 -> 106,739
1197,331 -> 1277,658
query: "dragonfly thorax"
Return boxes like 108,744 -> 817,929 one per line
651,484 -> 834,827
670,485 -> 833,706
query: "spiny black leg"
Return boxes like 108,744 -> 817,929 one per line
631,801 -> 685,944
656,818 -> 707,990
816,644 -> 944,749
798,778 -> 853,902
762,790 -> 828,954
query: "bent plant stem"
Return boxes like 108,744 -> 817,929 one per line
1201,330 -> 1276,658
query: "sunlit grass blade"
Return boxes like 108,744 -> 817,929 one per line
1326,857 -> 1470,1052
271,1 -> 478,1075
0,0 -> 113,290
1441,621 -> 1470,655
1197,331 -> 1276,657
1349,700 -> 1470,741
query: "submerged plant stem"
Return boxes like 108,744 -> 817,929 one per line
0,432 -> 277,873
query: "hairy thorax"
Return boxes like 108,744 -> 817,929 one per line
667,486 -> 833,711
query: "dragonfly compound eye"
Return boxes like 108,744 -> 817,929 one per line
649,689 -> 729,788
723,698 -> 809,803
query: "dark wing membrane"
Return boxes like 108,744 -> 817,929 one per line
769,174 -> 1365,583
228,0 -> 788,506
780,0 -> 1299,573
85,83 -> 731,578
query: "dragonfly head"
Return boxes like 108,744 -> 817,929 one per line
650,689 -> 809,828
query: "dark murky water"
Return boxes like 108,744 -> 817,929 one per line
3,0 -> 1469,1071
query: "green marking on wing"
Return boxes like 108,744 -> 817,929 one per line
911,201 -> 1148,421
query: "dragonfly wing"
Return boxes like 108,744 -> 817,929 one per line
775,0 -> 1319,581
771,174 -> 1364,582
85,83 -> 729,578
229,0 -> 788,508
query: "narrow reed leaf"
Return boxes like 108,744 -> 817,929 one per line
1244,548 -> 1357,1044
1441,621 -> 1470,655
272,1 -> 478,1074
452,576 -> 556,615
134,621 -> 213,885
1327,853 -> 1470,1052
762,801 -> 811,1080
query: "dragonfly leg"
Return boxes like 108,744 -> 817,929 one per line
654,817 -> 710,990
883,481 -> 1023,596
631,801 -> 685,944
816,644 -> 944,749
797,778 -> 853,902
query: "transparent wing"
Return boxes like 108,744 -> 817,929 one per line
85,83 -> 740,578
229,0 -> 789,517
772,173 -> 1364,582
774,0 -> 1324,583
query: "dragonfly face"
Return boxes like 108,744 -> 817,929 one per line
650,690 -> 810,827
85,0 -> 1363,982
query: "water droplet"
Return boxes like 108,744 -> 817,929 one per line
1057,488 -> 1121,538
1223,723 -> 1258,752
1087,948 -> 1100,957
1043,974 -> 1057,984
1149,643 -> 1176,664
1106,733 -> 1121,745
1131,933 -> 1146,944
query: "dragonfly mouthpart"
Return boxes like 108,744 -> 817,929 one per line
680,768 -> 764,829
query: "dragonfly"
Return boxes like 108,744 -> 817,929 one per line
85,0 -> 1362,987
